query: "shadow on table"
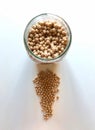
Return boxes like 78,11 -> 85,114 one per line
36,63 -> 59,73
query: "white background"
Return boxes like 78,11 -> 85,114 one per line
0,0 -> 95,130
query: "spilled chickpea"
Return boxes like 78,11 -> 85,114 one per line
33,70 -> 60,120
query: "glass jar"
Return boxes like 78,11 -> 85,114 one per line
23,13 -> 72,63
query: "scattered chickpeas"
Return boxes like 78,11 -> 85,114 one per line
33,70 -> 60,120
27,20 -> 68,59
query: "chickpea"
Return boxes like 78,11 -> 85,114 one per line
29,34 -> 33,38
35,34 -> 39,38
40,46 -> 44,51
61,47 -> 64,52
36,24 -> 41,29
31,28 -> 35,33
62,31 -> 67,36
28,38 -> 32,42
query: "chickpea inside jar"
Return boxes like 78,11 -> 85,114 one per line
24,13 -> 72,63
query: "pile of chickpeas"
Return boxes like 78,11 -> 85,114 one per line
28,20 -> 68,59
33,70 -> 60,120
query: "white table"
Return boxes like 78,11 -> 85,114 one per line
0,0 -> 95,130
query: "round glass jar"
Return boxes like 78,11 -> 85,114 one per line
23,13 -> 72,63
